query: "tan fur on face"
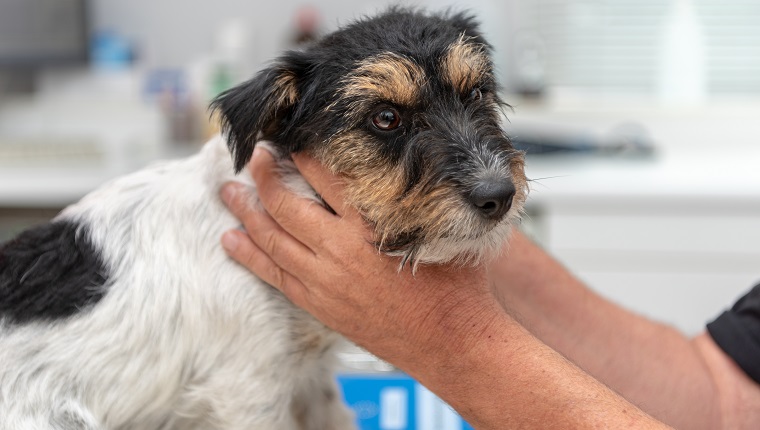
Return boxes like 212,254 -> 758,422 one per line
314,45 -> 525,266
315,131 -> 492,251
340,53 -> 426,108
442,36 -> 491,93
314,131 -> 408,232
508,153 -> 529,217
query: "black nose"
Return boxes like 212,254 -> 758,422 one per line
468,179 -> 516,221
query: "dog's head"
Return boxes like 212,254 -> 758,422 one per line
212,8 -> 527,267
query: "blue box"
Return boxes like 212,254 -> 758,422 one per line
337,373 -> 474,430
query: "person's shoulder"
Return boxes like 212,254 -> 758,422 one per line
730,282 -> 760,312
706,281 -> 760,385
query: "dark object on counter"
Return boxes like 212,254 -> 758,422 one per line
511,122 -> 656,157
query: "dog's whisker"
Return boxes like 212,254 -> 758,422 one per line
525,175 -> 567,192
527,175 -> 568,182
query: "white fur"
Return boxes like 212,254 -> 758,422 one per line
0,137 -> 355,430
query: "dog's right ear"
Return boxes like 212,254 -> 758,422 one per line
211,52 -> 307,173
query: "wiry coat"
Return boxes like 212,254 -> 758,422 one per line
0,8 -> 526,429
0,138 -> 353,429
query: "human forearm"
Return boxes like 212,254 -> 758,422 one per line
394,294 -> 669,430
490,231 -> 720,428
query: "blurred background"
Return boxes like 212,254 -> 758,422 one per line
1,0 -> 759,427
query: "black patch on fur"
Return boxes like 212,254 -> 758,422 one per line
0,220 -> 108,324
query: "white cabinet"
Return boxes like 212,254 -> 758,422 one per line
532,208 -> 760,335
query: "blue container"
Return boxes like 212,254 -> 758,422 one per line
337,373 -> 474,430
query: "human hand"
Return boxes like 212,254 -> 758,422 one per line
219,147 -> 500,370
218,148 -> 676,430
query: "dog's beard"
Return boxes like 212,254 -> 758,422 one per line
263,139 -> 524,274
377,213 -> 519,273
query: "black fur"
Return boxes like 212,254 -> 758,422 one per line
211,8 -> 523,258
211,8 -> 498,172
210,52 -> 312,172
0,220 -> 109,324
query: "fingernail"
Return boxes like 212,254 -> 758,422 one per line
220,183 -> 239,205
252,146 -> 263,162
221,231 -> 239,252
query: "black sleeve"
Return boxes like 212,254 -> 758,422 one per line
706,283 -> 760,384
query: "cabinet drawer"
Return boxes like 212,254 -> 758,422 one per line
547,214 -> 760,255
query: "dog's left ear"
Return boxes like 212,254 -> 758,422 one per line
211,52 -> 308,172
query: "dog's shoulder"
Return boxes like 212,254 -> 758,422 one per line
0,219 -> 108,324
0,137 -> 234,326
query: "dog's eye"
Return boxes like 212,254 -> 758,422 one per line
372,108 -> 401,131
468,87 -> 483,101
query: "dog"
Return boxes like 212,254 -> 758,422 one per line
0,8 -> 527,429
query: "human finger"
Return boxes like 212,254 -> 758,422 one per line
289,153 -> 355,220
220,229 -> 311,308
221,182 -> 317,268
243,148 -> 343,249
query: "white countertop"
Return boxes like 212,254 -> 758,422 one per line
523,148 -> 760,214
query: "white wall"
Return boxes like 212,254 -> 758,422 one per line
89,0 -> 514,84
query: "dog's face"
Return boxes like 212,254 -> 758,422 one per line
212,9 -> 527,267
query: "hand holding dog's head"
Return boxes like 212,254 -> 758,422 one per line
212,8 -> 527,267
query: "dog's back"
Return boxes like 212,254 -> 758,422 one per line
0,137 -> 352,429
